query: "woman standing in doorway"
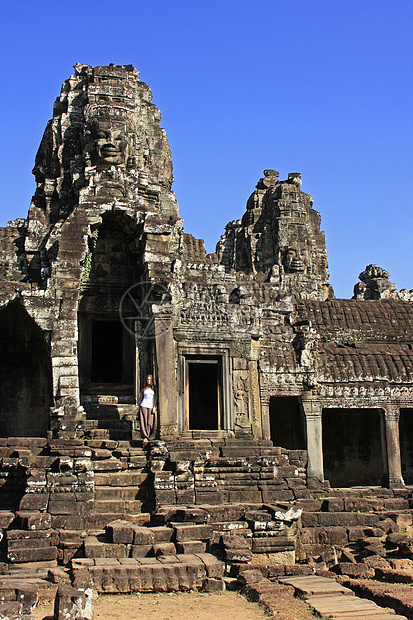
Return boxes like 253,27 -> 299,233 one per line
139,374 -> 157,444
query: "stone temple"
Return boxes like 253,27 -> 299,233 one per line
1,64 -> 413,596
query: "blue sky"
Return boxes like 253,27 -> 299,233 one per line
0,0 -> 412,298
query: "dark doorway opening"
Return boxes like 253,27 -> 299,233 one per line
91,320 -> 123,384
269,396 -> 306,449
187,359 -> 221,430
322,408 -> 383,487
0,299 -> 53,436
400,409 -> 413,484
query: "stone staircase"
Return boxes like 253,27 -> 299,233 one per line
82,403 -> 139,441
279,574 -> 409,619
152,435 -> 309,506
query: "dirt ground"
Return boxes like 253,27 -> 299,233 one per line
35,590 -> 271,620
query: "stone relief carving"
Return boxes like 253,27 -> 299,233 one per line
233,370 -> 250,430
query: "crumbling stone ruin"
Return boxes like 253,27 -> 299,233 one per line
0,64 -> 413,617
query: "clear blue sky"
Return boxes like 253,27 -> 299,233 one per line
0,0 -> 412,298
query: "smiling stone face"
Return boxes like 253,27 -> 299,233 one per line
86,121 -> 130,167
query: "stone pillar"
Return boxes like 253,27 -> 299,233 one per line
383,405 -> 404,488
301,397 -> 324,488
249,338 -> 263,438
153,311 -> 177,438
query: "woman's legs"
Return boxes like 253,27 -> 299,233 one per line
139,406 -> 153,439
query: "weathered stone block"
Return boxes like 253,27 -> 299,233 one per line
202,577 -> 225,592
19,493 -> 49,511
106,520 -> 135,544
173,524 -> 213,542
195,553 -> 224,578
16,510 -> 51,530
132,527 -> 155,546
8,545 -> 57,563
175,541 -> 206,554
84,536 -> 127,559
54,584 -> 93,620
0,602 -> 21,619
48,496 -> 78,515
153,543 -> 176,556
0,511 -> 14,529
225,549 -> 253,562
318,512 -> 358,527
150,527 -> 173,543
130,544 -> 153,558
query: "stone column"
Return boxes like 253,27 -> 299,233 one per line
249,338 -> 263,438
153,310 -> 177,439
301,397 -> 324,488
383,405 -> 404,488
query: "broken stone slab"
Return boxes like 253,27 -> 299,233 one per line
225,550 -> 253,563
0,582 -> 38,616
15,511 -> 51,530
0,601 -> 21,620
48,568 -> 71,584
53,584 -> 93,620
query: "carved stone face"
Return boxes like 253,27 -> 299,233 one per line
284,248 -> 305,273
87,122 -> 130,166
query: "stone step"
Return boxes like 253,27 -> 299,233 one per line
93,500 -> 127,513
307,594 -> 406,619
94,486 -> 141,500
87,428 -> 132,441
94,471 -> 148,486
279,575 -> 355,597
85,512 -> 126,529
279,575 -> 408,619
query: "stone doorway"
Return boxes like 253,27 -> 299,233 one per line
269,396 -> 306,449
0,299 -> 53,436
186,357 -> 222,430
322,408 -> 384,487
78,315 -> 135,403
400,408 -> 413,484
91,320 -> 123,384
